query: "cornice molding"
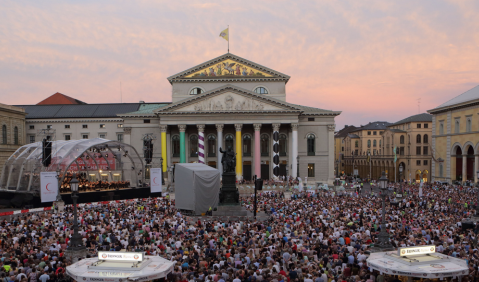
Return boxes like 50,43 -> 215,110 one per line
26,119 -> 123,123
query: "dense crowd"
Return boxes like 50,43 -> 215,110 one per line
1,181 -> 479,282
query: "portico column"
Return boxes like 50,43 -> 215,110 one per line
197,124 -> 205,164
272,123 -> 280,179
463,153 -> 468,183
216,124 -> 224,173
475,154 -> 479,184
160,125 -> 167,173
254,123 -> 262,178
235,124 -> 243,180
292,123 -> 299,178
178,125 -> 186,163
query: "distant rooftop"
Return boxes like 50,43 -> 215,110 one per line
430,84 -> 479,112
37,92 -> 87,105
353,121 -> 391,131
389,113 -> 432,127
335,125 -> 358,138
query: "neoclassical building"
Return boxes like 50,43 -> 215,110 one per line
11,53 -> 340,184
0,104 -> 26,173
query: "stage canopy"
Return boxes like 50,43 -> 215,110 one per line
0,138 -> 144,192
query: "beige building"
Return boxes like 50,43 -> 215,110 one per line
0,104 -> 26,173
334,125 -> 357,176
428,85 -> 479,184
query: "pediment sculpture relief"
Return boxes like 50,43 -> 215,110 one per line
193,95 -> 265,112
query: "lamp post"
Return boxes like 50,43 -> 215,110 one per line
98,169 -> 102,191
160,156 -> 165,185
399,164 -> 403,194
65,174 -> 87,262
372,171 -> 395,252
336,159 -> 339,177
296,155 -> 300,179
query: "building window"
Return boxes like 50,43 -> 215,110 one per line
439,164 -> 443,177
99,134 -> 106,138
307,134 -> 315,156
117,124 -> 123,128
143,120 -> 150,124
379,140 -> 381,147
82,124 -> 88,129
100,124 -> 106,128
207,135 -> 216,157
417,124 -> 421,128
308,118 -> 315,121
367,140 -> 371,148
172,135 -> 180,157
416,160 -> 421,165
29,135 -> 35,143
423,160 -> 428,165
65,135 -> 71,141
243,134 -> 251,156
439,121 -> 444,135
2,125 -> 6,144
64,125 -> 70,129
117,134 -> 123,142
467,117 -> 472,132
225,134 -> 234,149
423,146 -> 428,155
400,135 -> 405,144
423,134 -> 428,144
373,149 -> 376,155
279,134 -> 287,156
260,134 -> 269,156
367,131 -> 371,135
29,125 -> 34,130
355,140 -> 358,148
424,124 -> 428,128
190,135 -> 198,157
82,135 -> 88,139
455,118 -> 460,133
14,126 -> 18,145
373,131 -> 377,135
308,163 -> 315,177
254,87 -> 268,94
416,146 -> 421,155
47,125 -> 52,129
341,146 -> 344,152
190,87 -> 204,95
399,147 -> 404,155
416,134 -> 421,143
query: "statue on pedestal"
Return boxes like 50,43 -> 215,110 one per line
219,146 -> 236,173
218,146 -> 239,204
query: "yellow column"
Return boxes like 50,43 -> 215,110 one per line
160,125 -> 167,173
235,124 -> 242,179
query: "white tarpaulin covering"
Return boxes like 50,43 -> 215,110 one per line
175,163 -> 220,215
66,256 -> 174,282
367,251 -> 468,279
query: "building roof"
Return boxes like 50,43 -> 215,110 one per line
352,121 -> 391,132
389,113 -> 432,127
37,92 -> 87,105
335,125 -> 358,138
348,134 -> 360,138
14,103 -> 163,119
119,103 -> 171,117
430,85 -> 479,112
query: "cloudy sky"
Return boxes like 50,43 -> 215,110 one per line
1,0 -> 478,128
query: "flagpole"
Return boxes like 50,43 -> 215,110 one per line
228,25 -> 230,53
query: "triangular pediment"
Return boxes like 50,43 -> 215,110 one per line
167,53 -> 290,84
155,85 -> 301,114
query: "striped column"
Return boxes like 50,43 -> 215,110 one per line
272,123 -> 280,178
216,124 -> 224,173
178,125 -> 186,163
197,124 -> 205,164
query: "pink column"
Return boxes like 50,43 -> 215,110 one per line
254,124 -> 262,178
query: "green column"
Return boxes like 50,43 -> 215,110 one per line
179,125 -> 186,163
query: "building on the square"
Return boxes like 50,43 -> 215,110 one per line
334,125 -> 357,176
0,104 -> 27,173
342,114 -> 432,182
3,53 -> 341,188
428,85 -> 479,184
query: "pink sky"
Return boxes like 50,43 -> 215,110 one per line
1,0 -> 479,128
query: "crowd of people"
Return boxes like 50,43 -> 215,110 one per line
59,172 -> 130,193
0,181 -> 478,282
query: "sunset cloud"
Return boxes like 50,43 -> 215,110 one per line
1,0 -> 478,127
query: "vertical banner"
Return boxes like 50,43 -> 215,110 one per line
40,172 -> 58,203
150,168 -> 162,193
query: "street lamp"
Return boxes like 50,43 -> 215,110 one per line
373,171 -> 394,251
56,168 -> 62,202
160,156 -> 165,185
66,174 -> 86,262
97,169 -> 102,191
399,164 -> 403,193
296,155 -> 300,179
336,159 -> 340,177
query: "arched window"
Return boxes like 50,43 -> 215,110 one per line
189,87 -> 204,95
243,134 -> 251,156
373,140 -> 377,147
225,134 -> 234,149
254,87 -> 268,94
400,135 -> 405,144
172,135 -> 180,157
207,135 -> 216,157
416,134 -> 421,143
260,134 -> 269,156
190,135 -> 198,157
14,126 -> 18,145
423,134 -> 428,144
367,140 -> 371,148
2,125 -> 6,144
279,134 -> 287,156
307,134 -> 315,156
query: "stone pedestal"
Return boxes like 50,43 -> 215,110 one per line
64,247 -> 87,263
219,172 -> 239,205
55,200 -> 65,212
212,205 -> 247,216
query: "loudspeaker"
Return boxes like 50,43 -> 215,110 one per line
462,221 -> 474,231
42,139 -> 52,167
255,178 -> 263,191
